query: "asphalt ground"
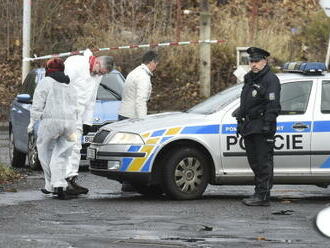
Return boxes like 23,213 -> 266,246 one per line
0,127 -> 330,247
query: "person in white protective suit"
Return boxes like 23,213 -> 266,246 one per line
28,58 -> 79,199
64,49 -> 114,194
118,50 -> 159,192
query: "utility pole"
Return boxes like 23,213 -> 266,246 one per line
22,0 -> 31,83
176,0 -> 181,41
199,0 -> 211,97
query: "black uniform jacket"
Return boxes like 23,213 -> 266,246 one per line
237,64 -> 281,137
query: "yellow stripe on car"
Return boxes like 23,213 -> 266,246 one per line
165,127 -> 181,135
127,145 -> 154,171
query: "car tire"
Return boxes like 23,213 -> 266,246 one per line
9,129 -> 26,168
161,147 -> 210,200
27,134 -> 41,170
133,184 -> 164,198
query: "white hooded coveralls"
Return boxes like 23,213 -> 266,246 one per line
30,76 -> 78,192
119,64 -> 152,118
64,50 -> 102,178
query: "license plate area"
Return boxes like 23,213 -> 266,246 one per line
87,148 -> 96,160
82,133 -> 95,144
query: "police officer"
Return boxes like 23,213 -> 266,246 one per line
236,47 -> 281,206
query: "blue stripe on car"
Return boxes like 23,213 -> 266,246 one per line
181,124 -> 220,134
120,145 -> 141,171
141,153 -> 155,172
151,129 -> 166,137
222,122 -> 312,134
313,121 -> 330,132
320,157 -> 330,168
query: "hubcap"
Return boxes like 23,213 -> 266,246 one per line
175,157 -> 203,193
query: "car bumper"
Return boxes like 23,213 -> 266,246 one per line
88,143 -> 156,182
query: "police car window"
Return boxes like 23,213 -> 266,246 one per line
97,72 -> 124,101
280,81 -> 313,115
321,80 -> 330,114
187,83 -> 243,114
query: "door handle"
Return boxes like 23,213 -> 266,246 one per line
292,123 -> 308,129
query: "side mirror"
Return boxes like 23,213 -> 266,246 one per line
16,94 -> 32,104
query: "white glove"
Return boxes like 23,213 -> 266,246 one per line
27,122 -> 34,134
67,132 -> 77,142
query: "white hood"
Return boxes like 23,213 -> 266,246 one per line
101,111 -> 219,134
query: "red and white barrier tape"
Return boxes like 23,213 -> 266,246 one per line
23,39 -> 225,62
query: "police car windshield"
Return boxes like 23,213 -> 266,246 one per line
187,83 -> 243,114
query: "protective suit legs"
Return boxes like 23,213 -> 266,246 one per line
66,128 -> 82,178
66,127 -> 89,194
49,136 -> 74,188
37,123 -> 74,192
37,135 -> 55,192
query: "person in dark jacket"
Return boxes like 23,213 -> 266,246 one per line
236,47 -> 281,206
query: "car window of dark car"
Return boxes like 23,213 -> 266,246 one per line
21,71 -> 37,97
280,81 -> 313,115
20,68 -> 45,99
97,72 -> 124,101
321,80 -> 330,114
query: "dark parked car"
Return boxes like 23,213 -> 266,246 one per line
9,68 -> 124,169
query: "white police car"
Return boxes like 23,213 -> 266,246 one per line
88,62 -> 330,200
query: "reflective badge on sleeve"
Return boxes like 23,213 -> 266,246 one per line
269,92 -> 275,100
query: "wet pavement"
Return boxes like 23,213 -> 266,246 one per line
1,130 -> 330,247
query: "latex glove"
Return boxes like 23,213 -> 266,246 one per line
27,122 -> 34,134
67,132 -> 77,142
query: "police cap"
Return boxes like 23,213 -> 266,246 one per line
247,47 -> 270,62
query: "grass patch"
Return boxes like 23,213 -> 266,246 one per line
0,163 -> 23,185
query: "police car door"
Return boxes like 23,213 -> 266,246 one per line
275,79 -> 314,173
220,79 -> 314,174
311,78 -> 330,174
221,99 -> 250,174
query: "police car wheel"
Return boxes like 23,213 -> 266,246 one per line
161,147 -> 210,200
27,134 -> 41,170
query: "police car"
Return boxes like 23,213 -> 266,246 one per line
87,62 -> 330,200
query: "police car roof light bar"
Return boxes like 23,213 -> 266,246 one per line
282,62 -> 327,75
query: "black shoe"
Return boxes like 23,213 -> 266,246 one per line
65,182 -> 83,196
53,187 -> 72,200
121,182 -> 136,192
66,176 -> 89,195
40,188 -> 52,194
242,194 -> 270,206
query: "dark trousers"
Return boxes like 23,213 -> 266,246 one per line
244,133 -> 274,198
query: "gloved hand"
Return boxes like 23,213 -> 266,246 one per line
27,122 -> 34,134
262,121 -> 272,134
67,132 -> 77,142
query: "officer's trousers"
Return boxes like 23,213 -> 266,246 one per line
244,133 -> 274,198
